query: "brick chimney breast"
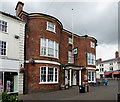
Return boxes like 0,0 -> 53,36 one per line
15,1 -> 24,17
115,51 -> 119,58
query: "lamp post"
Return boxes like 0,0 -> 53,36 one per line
85,49 -> 89,92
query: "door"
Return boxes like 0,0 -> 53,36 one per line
72,70 -> 77,85
65,70 -> 68,85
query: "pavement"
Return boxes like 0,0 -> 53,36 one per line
19,80 -> 119,101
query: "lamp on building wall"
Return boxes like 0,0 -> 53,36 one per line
29,58 -> 35,65
85,49 -> 89,92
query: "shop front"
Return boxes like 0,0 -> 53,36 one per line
0,59 -> 20,94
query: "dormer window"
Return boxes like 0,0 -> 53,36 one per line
47,21 -> 56,33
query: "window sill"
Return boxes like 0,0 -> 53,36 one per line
40,55 -> 59,60
0,30 -> 8,34
91,47 -> 95,49
39,82 -> 58,84
68,42 -> 73,45
88,64 -> 96,66
46,29 -> 56,34
88,81 -> 96,83
68,62 -> 74,64
0,55 -> 7,57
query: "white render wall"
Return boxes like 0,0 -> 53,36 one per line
96,60 -> 119,79
0,13 -> 25,94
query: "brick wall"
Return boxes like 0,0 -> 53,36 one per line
20,13 -> 97,93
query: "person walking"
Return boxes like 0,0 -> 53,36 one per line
104,78 -> 108,86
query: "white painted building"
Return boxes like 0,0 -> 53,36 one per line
96,51 -> 120,79
0,11 -> 25,94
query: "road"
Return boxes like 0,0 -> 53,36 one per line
19,80 -> 119,101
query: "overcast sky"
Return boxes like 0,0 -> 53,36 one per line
0,0 -> 119,60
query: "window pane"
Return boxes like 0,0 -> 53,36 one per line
48,40 -> 54,56
41,67 -> 46,82
68,37 -> 72,44
88,72 -> 91,81
48,67 -> 54,82
55,68 -> 58,82
47,22 -> 55,32
92,72 -> 94,81
0,40 -> 7,56
55,43 -> 58,58
40,38 -> 46,55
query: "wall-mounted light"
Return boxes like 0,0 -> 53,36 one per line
15,35 -> 19,39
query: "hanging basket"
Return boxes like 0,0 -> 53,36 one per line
20,68 -> 25,73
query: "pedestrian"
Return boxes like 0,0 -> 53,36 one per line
104,78 -> 108,86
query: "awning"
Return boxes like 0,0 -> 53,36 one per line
104,72 -> 111,75
112,71 -> 120,75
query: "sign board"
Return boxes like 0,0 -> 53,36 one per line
73,48 -> 78,55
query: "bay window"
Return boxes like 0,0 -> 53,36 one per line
40,38 -> 59,58
40,67 -> 58,84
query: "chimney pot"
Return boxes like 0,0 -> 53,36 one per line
115,51 -> 119,58
99,58 -> 102,62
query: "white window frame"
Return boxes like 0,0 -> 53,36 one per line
47,21 -> 56,33
39,66 -> 58,84
88,53 -> 95,65
88,71 -> 95,83
0,20 -> 8,33
91,41 -> 95,49
0,40 -> 7,56
68,37 -> 73,44
40,38 -> 59,59
68,51 -> 74,63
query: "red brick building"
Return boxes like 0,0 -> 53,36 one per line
15,2 -> 97,93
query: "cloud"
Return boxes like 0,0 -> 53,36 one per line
96,44 -> 118,60
0,1 -> 119,60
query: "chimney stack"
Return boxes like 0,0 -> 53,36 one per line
99,58 -> 102,62
115,51 -> 119,58
15,1 -> 24,17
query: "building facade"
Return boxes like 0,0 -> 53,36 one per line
96,51 -> 120,79
0,11 -> 25,94
15,2 -> 97,93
